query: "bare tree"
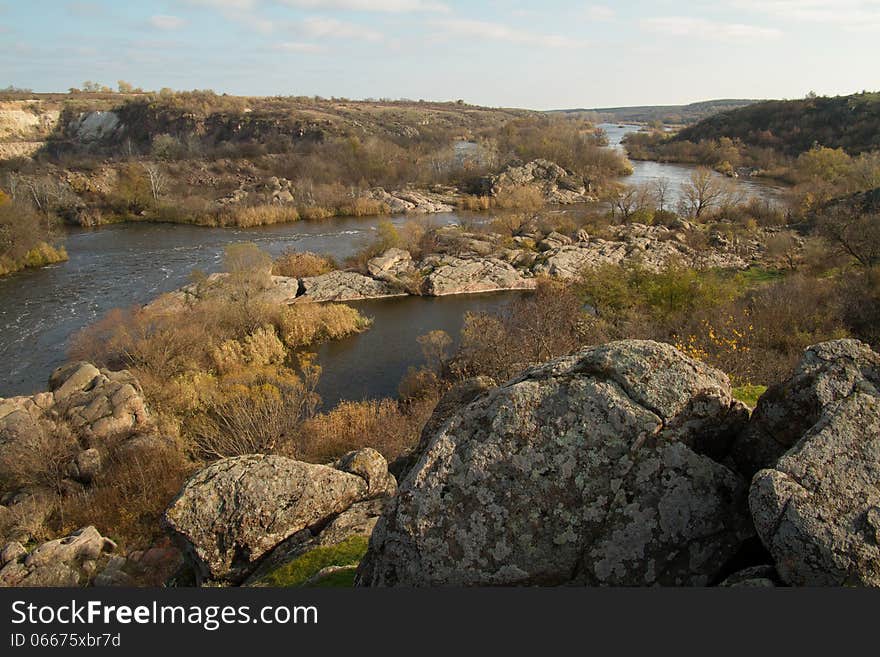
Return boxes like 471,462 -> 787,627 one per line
816,206 -> 880,268
141,163 -> 167,203
654,177 -> 672,213
678,167 -> 730,220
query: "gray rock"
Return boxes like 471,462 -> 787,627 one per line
335,448 -> 397,498
750,393 -> 880,586
0,526 -> 116,588
300,271 -> 407,302
420,255 -> 537,296
50,362 -> 101,400
358,340 -> 752,586
74,448 -> 101,484
367,248 -> 414,283
163,453 -> 386,584
733,339 -> 880,476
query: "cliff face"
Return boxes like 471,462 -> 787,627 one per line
0,100 -> 62,159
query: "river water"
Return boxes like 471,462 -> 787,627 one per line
0,125 -> 783,403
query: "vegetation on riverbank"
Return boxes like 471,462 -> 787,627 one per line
0,190 -> 67,276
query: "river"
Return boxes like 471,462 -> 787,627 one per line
0,126 -> 783,403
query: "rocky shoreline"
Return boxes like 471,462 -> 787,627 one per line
149,221 -> 768,310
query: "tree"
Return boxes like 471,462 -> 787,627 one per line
816,207 -> 880,268
141,163 -> 167,203
118,80 -> 134,93
678,167 -> 730,220
654,177 -> 672,213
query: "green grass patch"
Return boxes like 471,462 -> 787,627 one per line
733,384 -> 768,408
257,535 -> 369,587
733,267 -> 786,289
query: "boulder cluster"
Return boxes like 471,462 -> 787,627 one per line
2,339 -> 878,588
358,339 -> 880,587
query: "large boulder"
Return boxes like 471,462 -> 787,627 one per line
358,340 -> 752,586
300,270 -> 406,302
750,393 -> 880,586
732,339 -> 880,476
163,450 -> 394,584
420,255 -> 537,296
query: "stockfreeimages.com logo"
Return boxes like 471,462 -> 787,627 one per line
11,600 -> 318,632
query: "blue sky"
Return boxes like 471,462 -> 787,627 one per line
2,1 -> 879,109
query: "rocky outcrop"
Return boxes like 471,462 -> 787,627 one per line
483,159 -> 594,204
533,223 -> 751,278
358,340 -> 752,586
420,255 -> 537,296
300,270 -> 407,302
732,339 -> 880,476
0,362 -> 153,489
735,339 -> 880,587
163,449 -> 396,584
750,393 -> 880,586
0,526 -> 118,587
369,188 -> 454,214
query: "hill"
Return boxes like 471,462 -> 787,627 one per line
0,91 -> 534,159
675,92 -> 880,156
550,99 -> 761,125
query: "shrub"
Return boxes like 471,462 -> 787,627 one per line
293,397 -> 434,463
458,195 -> 491,211
0,424 -> 78,496
187,368 -> 319,460
59,439 -> 193,550
272,251 -> 335,278
494,185 -> 544,211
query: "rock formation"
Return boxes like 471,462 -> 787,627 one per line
163,448 -> 396,584
358,340 -> 753,586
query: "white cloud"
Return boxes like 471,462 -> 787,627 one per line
278,0 -> 449,12
297,16 -> 383,41
730,0 -> 880,31
184,0 -> 274,32
641,16 -> 782,41
434,19 -> 583,48
273,41 -> 324,52
150,15 -> 187,30
584,5 -> 614,21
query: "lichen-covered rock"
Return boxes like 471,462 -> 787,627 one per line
300,270 -> 406,302
732,339 -> 880,476
163,451 -> 392,584
0,526 -> 116,587
420,255 -> 537,296
367,248 -> 414,283
483,159 -> 592,204
750,393 -> 880,586
358,340 -> 752,586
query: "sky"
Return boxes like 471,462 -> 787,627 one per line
1,0 -> 879,110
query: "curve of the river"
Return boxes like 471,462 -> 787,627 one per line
0,125 -> 783,404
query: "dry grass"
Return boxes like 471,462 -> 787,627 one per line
292,396 -> 437,463
493,185 -> 545,211
228,204 -> 300,227
458,195 -> 491,211
59,439 -> 194,550
272,250 -> 335,278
